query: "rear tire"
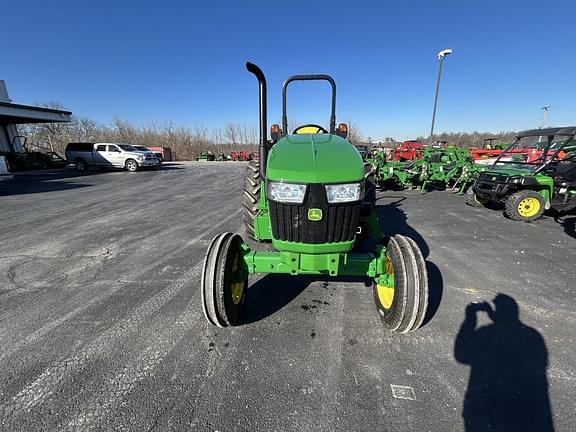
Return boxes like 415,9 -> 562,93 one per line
504,190 -> 545,222
242,160 -> 261,240
75,158 -> 88,173
373,234 -> 429,333
125,159 -> 139,172
201,233 -> 248,327
465,186 -> 486,207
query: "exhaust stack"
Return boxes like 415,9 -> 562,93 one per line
246,62 -> 268,179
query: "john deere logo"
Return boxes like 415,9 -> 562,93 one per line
308,208 -> 323,221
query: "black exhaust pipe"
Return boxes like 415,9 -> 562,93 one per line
246,62 -> 268,179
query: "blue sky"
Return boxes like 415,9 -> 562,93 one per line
2,0 -> 575,140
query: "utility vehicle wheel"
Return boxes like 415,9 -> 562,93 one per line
242,160 -> 260,239
201,232 -> 248,327
465,187 -> 486,207
505,190 -> 545,222
125,159 -> 139,172
75,158 -> 88,173
373,234 -> 428,333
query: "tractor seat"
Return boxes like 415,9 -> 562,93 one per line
552,161 -> 576,184
555,178 -> 576,188
441,162 -> 456,171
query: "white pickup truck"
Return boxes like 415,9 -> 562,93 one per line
65,142 -> 160,172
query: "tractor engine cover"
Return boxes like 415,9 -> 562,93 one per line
266,133 -> 364,246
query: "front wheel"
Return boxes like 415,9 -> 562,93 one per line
373,234 -> 428,333
125,159 -> 139,172
201,233 -> 248,327
465,186 -> 487,207
75,158 -> 88,173
504,190 -> 545,222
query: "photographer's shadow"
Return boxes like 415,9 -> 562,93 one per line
454,294 -> 554,431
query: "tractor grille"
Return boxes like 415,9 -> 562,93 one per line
478,172 -> 508,183
269,184 -> 362,244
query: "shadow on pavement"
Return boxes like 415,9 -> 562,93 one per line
242,274 -> 311,324
454,294 -> 554,432
1,163 -> 184,196
562,217 -> 576,239
553,214 -> 576,240
1,173 -> 93,196
243,273 -> 373,325
152,163 -> 185,171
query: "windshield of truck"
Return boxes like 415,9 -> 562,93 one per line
493,134 -> 574,172
134,146 -> 149,151
118,144 -> 138,151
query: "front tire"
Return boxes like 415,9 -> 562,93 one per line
201,233 -> 248,327
125,159 -> 139,172
465,186 -> 486,207
373,234 -> 428,333
504,190 -> 545,222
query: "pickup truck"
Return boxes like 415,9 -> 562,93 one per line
0,155 -> 12,181
133,145 -> 163,163
65,142 -> 160,172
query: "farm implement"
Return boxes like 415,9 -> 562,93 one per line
371,144 -> 485,193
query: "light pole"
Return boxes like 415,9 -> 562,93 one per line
429,48 -> 453,143
539,105 -> 550,129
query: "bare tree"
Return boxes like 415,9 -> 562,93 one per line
345,119 -> 363,144
224,122 -> 239,146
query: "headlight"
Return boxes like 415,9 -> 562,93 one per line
137,154 -> 145,160
325,183 -> 363,203
507,176 -> 521,184
268,182 -> 307,203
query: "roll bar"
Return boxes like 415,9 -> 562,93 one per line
282,75 -> 337,135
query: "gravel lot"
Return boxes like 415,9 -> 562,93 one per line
0,162 -> 574,431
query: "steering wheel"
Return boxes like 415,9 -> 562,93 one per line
293,124 -> 328,134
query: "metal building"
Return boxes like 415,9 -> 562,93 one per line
0,80 -> 72,152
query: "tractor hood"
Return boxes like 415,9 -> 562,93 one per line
484,165 -> 534,177
266,134 -> 364,183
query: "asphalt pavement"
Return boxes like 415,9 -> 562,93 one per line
0,162 -> 574,431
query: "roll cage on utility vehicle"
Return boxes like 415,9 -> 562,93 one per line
468,126 -> 576,222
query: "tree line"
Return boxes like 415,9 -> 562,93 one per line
19,113 -> 260,160
416,131 -> 519,147
17,103 -> 520,159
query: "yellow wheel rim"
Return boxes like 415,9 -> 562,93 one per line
230,253 -> 244,305
231,282 -> 244,305
517,197 -> 541,217
377,260 -> 395,309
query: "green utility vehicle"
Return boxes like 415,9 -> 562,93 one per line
467,127 -> 576,222
196,151 -> 216,161
201,62 -> 429,333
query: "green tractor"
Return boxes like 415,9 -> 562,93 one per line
201,62 -> 429,332
466,127 -> 576,222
